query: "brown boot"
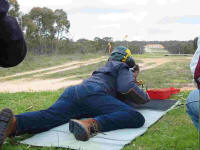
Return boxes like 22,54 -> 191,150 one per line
0,108 -> 16,148
69,118 -> 99,141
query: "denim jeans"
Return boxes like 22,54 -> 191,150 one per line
15,82 -> 145,135
186,89 -> 199,130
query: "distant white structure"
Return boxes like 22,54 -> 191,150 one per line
145,44 -> 168,53
146,44 -> 164,49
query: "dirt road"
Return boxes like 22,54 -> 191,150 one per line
0,56 -> 194,93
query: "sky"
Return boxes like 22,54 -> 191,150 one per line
17,0 -> 200,41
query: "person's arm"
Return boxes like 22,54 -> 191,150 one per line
117,64 -> 150,104
0,0 -> 27,68
190,36 -> 200,74
194,56 -> 200,89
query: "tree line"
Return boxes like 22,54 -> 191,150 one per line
9,0 -> 197,55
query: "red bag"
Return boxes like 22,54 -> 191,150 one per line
147,87 -> 180,100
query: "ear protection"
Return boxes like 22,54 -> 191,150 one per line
111,47 -> 135,68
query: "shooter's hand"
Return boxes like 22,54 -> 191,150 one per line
136,80 -> 143,86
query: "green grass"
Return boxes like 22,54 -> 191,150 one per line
0,56 -> 143,81
123,92 -> 199,150
0,91 -> 198,150
133,53 -> 192,59
0,53 -> 106,78
146,62 -> 156,66
0,54 -> 192,89
0,53 -> 189,79
138,60 -> 193,88
133,53 -> 168,58
38,59 -> 143,80
0,53 -> 198,149
41,60 -> 107,79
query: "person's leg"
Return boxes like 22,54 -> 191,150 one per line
15,86 -> 83,135
82,94 -> 145,132
186,89 -> 199,130
69,83 -> 145,141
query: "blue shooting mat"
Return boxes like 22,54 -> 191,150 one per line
21,99 -> 179,150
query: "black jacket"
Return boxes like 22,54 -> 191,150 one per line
0,0 -> 27,68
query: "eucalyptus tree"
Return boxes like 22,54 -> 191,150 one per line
8,0 -> 19,18
54,9 -> 70,41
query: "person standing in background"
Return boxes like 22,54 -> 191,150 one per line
186,36 -> 200,130
194,55 -> 200,89
107,42 -> 112,54
190,36 -> 200,81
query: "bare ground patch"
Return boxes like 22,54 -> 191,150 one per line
0,56 -> 107,80
0,57 -> 194,93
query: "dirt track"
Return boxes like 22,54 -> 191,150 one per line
0,56 -> 195,93
0,56 -> 107,80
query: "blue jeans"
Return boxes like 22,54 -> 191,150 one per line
186,89 -> 199,130
15,82 -> 145,135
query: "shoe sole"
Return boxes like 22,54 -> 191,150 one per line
0,108 -> 13,149
69,119 -> 89,141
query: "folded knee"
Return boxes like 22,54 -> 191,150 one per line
128,110 -> 145,128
